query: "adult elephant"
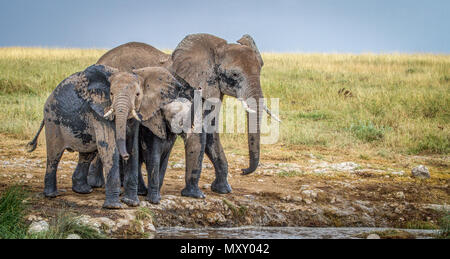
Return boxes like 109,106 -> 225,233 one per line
90,34 -> 274,196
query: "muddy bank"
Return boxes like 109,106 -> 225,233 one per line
0,136 -> 449,237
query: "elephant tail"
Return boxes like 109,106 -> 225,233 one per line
26,119 -> 45,153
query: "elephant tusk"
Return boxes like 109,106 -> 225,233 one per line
240,99 -> 256,114
264,105 -> 282,122
132,109 -> 141,122
103,108 -> 114,118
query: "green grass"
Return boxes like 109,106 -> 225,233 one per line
278,170 -> 303,177
0,48 -> 449,155
438,213 -> 450,239
29,212 -> 107,239
0,185 -> 105,239
350,120 -> 388,142
0,186 -> 29,239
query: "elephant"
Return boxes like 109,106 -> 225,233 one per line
27,64 -> 192,209
87,34 -> 279,199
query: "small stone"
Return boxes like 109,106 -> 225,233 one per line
411,165 -> 430,179
395,191 -> 405,199
243,194 -> 255,200
391,171 -> 405,176
28,220 -> 49,234
202,184 -> 211,189
366,234 -> 380,239
66,234 -> 81,239
145,223 -> 156,232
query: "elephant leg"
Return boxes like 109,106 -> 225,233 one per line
44,149 -> 64,198
121,124 -> 140,207
181,132 -> 206,199
206,132 -> 232,194
87,155 -> 105,188
144,138 -> 162,204
95,123 -> 123,209
43,125 -> 65,198
137,146 -> 148,196
72,152 -> 96,194
158,150 -> 170,191
158,136 -> 176,191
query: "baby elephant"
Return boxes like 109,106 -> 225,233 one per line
27,65 -> 187,209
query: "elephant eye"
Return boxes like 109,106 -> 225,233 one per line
136,93 -> 140,96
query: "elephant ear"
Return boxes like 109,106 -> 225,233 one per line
75,64 -> 119,118
133,67 -> 181,139
171,33 -> 227,100
237,34 -> 264,67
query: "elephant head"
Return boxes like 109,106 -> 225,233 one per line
131,67 -> 194,138
82,65 -> 188,161
171,33 -> 276,175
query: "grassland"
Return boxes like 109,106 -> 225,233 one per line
0,47 -> 449,156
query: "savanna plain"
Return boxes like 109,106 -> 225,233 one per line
0,48 -> 448,239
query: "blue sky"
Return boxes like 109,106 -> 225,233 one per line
0,0 -> 449,53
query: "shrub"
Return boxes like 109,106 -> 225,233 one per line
350,121 -> 386,142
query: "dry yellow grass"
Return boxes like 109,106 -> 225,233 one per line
0,47 -> 449,156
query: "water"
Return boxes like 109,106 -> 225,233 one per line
155,226 -> 437,239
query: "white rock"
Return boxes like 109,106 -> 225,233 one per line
66,234 -> 81,239
202,184 -> 211,189
411,165 -> 430,179
391,171 -> 405,176
28,220 -> 49,234
145,223 -> 156,232
395,191 -> 405,199
366,234 -> 380,239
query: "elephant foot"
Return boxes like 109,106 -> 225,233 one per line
138,186 -> 148,196
146,192 -> 161,204
211,180 -> 232,194
72,184 -> 93,194
44,189 -> 61,198
102,200 -> 125,210
121,197 -> 140,207
87,175 -> 105,188
181,187 -> 205,199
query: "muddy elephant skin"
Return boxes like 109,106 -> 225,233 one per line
88,34 -> 271,200
27,65 -> 142,209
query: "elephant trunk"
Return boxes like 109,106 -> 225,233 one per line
114,94 -> 131,161
241,79 -> 263,175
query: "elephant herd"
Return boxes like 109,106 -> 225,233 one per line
27,33 -> 278,209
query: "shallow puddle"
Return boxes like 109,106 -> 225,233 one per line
155,226 -> 437,239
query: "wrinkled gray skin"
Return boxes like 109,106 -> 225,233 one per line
28,65 -> 190,208
26,65 -> 141,209
88,34 -> 266,200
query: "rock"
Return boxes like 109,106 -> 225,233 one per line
145,222 -> 156,232
366,234 -> 380,239
243,194 -> 255,200
391,171 -> 405,176
28,220 -> 49,234
172,163 -> 184,169
411,165 -> 430,179
66,234 -> 81,239
394,191 -> 405,199
202,184 -> 211,189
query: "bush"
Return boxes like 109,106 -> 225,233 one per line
350,121 -> 386,142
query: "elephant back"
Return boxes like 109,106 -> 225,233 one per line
97,42 -> 171,72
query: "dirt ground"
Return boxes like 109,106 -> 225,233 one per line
0,134 -> 449,233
